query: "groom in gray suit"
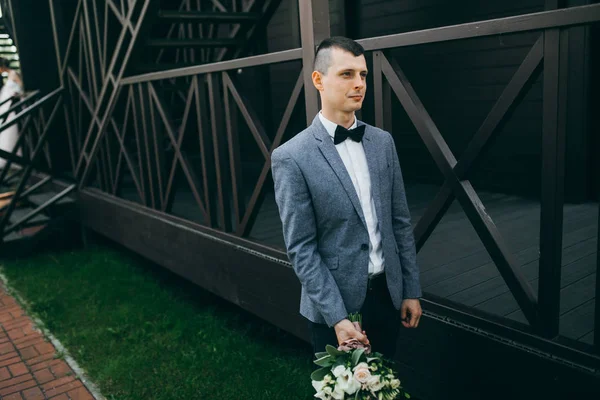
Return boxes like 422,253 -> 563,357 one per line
271,37 -> 422,358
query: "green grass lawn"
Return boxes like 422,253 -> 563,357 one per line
0,243 -> 315,400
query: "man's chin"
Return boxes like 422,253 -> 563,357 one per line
345,103 -> 363,112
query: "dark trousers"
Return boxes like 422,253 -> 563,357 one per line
307,273 -> 401,362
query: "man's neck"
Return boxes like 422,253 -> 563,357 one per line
321,108 -> 355,129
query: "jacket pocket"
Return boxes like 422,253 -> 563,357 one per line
323,256 -> 339,270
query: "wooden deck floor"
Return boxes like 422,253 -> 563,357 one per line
247,183 -> 598,345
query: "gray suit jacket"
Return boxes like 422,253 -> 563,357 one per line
271,115 -> 422,327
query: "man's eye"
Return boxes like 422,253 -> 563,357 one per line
342,72 -> 351,77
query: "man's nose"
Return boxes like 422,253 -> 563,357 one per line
354,76 -> 364,89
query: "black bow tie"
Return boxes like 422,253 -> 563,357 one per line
333,124 -> 365,145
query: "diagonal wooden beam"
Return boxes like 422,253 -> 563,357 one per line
0,91 -> 40,124
380,53 -> 540,328
58,0 -> 83,82
82,0 -> 101,102
76,0 -> 152,189
236,70 -> 304,237
130,85 -> 147,203
410,36 -> 544,248
107,0 -> 126,24
223,73 -> 244,227
148,83 -> 208,220
0,88 -> 63,135
136,83 -> 157,208
162,78 -> 196,213
103,0 -> 108,76
109,99 -> 144,202
222,72 -> 272,159
194,75 -> 213,225
0,95 -> 63,235
111,90 -> 131,194
90,0 -> 105,81
207,73 -> 229,230
147,83 -> 166,210
5,185 -> 77,235
454,36 -> 544,178
0,115 -> 34,184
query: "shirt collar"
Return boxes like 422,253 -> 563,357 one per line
318,111 -> 358,140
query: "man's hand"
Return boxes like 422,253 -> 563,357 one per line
401,299 -> 422,328
334,319 -> 369,346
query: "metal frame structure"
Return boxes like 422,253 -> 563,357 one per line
2,0 -> 592,375
0,87 -> 76,240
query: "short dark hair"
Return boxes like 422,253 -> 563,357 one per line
314,36 -> 365,74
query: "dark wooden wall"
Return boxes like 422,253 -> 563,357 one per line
265,0 -> 594,202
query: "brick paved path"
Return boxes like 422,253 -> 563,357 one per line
0,284 -> 96,399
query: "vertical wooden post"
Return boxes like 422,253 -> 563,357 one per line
299,0 -> 330,125
538,0 -> 569,338
595,202 -> 600,353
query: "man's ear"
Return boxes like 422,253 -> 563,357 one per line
312,71 -> 324,91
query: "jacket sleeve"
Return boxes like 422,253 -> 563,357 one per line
388,134 -> 422,299
271,147 -> 348,327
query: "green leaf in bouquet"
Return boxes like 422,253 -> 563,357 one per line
366,355 -> 381,363
315,351 -> 329,359
351,347 -> 365,366
314,354 -> 334,367
326,344 -> 346,356
310,366 -> 331,382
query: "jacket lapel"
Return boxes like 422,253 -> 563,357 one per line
359,123 -> 384,229
312,117 -> 367,228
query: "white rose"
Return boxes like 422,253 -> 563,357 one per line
367,375 -> 385,391
390,379 -> 401,389
353,363 -> 372,384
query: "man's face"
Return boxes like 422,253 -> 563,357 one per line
314,48 -> 368,114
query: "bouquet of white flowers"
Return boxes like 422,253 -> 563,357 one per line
310,313 -> 410,400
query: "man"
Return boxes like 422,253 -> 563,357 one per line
271,37 -> 422,358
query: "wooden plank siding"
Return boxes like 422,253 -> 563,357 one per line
359,0 -> 591,201
265,0 -> 592,201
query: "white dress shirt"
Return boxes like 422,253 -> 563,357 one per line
318,112 -> 385,276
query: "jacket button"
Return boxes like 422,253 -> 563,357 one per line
361,244 -> 369,251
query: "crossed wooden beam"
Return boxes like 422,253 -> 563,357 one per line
371,35 -> 544,328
